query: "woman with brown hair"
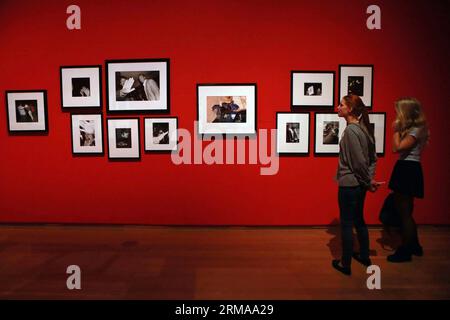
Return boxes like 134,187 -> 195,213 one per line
332,95 -> 379,276
387,97 -> 429,262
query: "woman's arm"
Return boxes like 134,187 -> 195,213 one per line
392,132 -> 417,153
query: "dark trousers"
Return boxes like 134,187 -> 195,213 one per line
338,186 -> 370,267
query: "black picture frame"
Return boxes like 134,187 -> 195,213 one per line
5,89 -> 48,134
196,83 -> 257,136
106,118 -> 141,160
313,112 -> 347,156
368,112 -> 387,156
105,58 -> 170,114
276,112 -> 310,156
291,71 -> 335,109
70,113 -> 104,156
144,116 -> 178,153
60,65 -> 102,110
338,64 -> 374,109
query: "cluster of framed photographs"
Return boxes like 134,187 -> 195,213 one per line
5,60 -> 383,159
276,112 -> 386,156
279,64 -> 384,156
70,115 -> 178,159
291,65 -> 374,109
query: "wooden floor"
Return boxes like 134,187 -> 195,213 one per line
0,225 -> 449,299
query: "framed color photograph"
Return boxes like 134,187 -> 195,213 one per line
291,71 -> 335,108
339,65 -> 374,108
106,59 -> 169,113
314,113 -> 347,155
60,65 -> 102,109
107,118 -> 140,159
144,117 -> 178,152
71,114 -> 104,155
197,84 -> 257,135
368,112 -> 386,155
276,112 -> 310,155
5,90 -> 48,133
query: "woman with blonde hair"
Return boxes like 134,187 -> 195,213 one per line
387,97 -> 429,262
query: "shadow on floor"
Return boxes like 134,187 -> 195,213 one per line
326,218 -> 379,259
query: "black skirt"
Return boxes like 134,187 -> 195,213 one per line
388,160 -> 424,198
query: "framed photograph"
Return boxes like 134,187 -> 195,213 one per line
60,65 -> 102,109
70,114 -> 104,155
106,59 -> 169,113
291,71 -> 335,108
144,117 -> 178,152
314,113 -> 347,155
339,65 -> 374,108
276,112 -> 310,155
107,118 -> 140,159
5,90 -> 48,133
368,112 -> 386,155
197,84 -> 257,135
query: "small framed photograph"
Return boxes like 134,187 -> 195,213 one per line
5,90 -> 48,133
314,113 -> 347,155
71,114 -> 104,155
339,65 -> 373,108
276,112 -> 310,155
107,118 -> 140,159
106,59 -> 169,113
368,112 -> 386,155
291,71 -> 335,108
197,83 -> 257,135
60,65 -> 102,108
144,117 -> 178,152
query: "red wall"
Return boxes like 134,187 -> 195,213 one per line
0,0 -> 449,225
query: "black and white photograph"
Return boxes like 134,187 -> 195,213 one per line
15,100 -> 38,123
115,128 -> 132,148
107,118 -> 140,159
276,112 -> 309,155
286,123 -> 300,143
368,112 -> 386,155
144,117 -> 178,152
314,113 -> 347,155
6,90 -> 48,133
304,83 -> 322,96
347,76 -> 364,96
60,66 -> 102,108
322,121 -> 339,145
291,71 -> 335,108
72,78 -> 91,97
197,84 -> 256,135
339,65 -> 373,108
71,114 -> 104,155
106,59 -> 169,112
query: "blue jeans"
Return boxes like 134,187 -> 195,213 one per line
338,186 -> 370,267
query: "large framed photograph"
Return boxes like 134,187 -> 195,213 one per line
71,114 -> 104,155
5,90 -> 48,133
144,117 -> 178,152
291,71 -> 335,108
276,112 -> 310,155
339,65 -> 373,108
60,65 -> 102,109
107,118 -> 140,159
314,113 -> 347,155
368,112 -> 386,155
106,59 -> 169,113
197,84 -> 256,135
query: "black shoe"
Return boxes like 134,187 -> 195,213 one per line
352,252 -> 372,267
410,244 -> 424,257
387,246 -> 412,263
332,259 -> 351,276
